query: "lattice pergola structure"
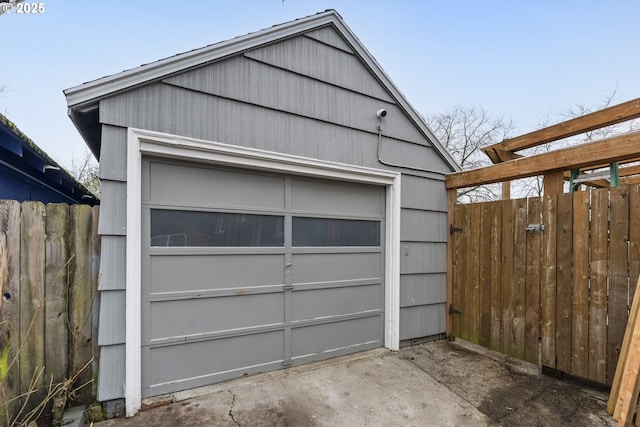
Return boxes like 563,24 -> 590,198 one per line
446,97 -> 640,198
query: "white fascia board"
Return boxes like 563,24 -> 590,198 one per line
65,11 -> 340,109
124,128 -> 401,415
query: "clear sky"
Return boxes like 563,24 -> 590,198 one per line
1,0 -> 639,167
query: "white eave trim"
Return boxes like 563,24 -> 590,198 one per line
125,128 -> 402,416
65,11 -> 340,109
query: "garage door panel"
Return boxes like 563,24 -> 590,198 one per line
291,253 -> 381,284
149,254 -> 285,293
149,293 -> 285,340
142,159 -> 386,398
291,316 -> 382,358
291,178 -> 383,216
292,284 -> 381,321
148,161 -> 285,209
147,330 -> 284,389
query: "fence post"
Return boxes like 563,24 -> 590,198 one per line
446,188 -> 456,338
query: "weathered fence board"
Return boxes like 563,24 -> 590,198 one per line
589,188 -> 608,384
0,201 -> 21,423
451,183 -> 640,385
19,202 -> 46,410
69,205 -> 95,404
468,203 -> 481,344
478,202 -> 492,349
524,197 -> 541,365
0,201 -> 99,426
489,201 -> 502,352
630,185 -> 640,312
608,186 -> 630,385
501,199 -> 515,356
540,195 -> 557,368
555,193 -> 573,374
572,190 -> 590,378
45,204 -> 70,388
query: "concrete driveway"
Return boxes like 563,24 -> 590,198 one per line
96,347 -> 491,426
96,339 -> 614,426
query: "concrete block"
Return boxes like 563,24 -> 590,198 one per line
61,406 -> 84,427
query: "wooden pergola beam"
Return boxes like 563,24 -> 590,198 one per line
620,164 -> 640,177
483,147 -> 522,164
447,131 -> 640,190
622,176 -> 640,185
481,97 -> 640,155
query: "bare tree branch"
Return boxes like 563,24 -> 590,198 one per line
67,148 -> 101,198
427,105 -> 514,202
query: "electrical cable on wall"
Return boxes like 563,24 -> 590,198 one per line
375,112 -> 448,176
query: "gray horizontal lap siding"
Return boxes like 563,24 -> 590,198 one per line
98,344 -> 126,401
94,26 -> 453,399
243,33 -> 393,102
96,125 -> 128,401
304,27 -> 352,52
399,175 -> 448,340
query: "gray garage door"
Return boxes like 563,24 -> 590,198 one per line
141,157 -> 385,397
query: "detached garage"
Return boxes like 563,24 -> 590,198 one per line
64,10 -> 458,415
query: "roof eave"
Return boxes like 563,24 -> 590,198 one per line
64,10 -> 341,110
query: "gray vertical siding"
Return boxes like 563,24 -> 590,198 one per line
96,125 -> 128,401
94,25 -> 454,400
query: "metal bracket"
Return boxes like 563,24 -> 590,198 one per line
610,162 -> 620,187
569,168 -> 580,192
449,304 -> 462,315
282,359 -> 293,366
282,285 -> 294,290
525,224 -> 545,233
450,225 -> 463,234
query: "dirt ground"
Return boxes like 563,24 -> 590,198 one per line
401,339 -> 615,426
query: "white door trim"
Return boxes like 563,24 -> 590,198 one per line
125,128 -> 401,416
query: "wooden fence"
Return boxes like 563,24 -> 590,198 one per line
0,200 -> 99,425
450,184 -> 640,385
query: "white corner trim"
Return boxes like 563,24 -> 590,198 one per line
124,128 -> 401,414
385,174 -> 401,351
125,129 -> 142,417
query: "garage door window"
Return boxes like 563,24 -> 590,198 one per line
151,209 -> 284,247
292,217 -> 380,246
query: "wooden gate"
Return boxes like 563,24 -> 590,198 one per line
450,184 -> 640,385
